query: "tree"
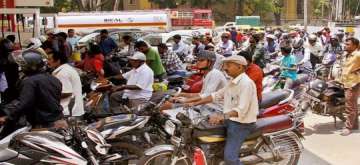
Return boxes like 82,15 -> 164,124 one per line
272,0 -> 284,25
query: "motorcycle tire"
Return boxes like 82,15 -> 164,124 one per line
136,149 -> 191,165
256,136 -> 301,165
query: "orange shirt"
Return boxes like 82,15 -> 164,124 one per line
246,63 -> 263,101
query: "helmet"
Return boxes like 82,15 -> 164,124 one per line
308,34 -> 317,41
11,49 -> 45,74
292,38 -> 304,49
0,38 -> 13,53
25,38 -> 42,49
197,50 -> 216,62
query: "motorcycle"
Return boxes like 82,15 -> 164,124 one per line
298,71 -> 346,126
0,119 -> 121,164
138,109 -> 304,165
263,63 -> 310,99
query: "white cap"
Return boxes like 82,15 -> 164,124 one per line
128,51 -> 146,61
222,55 -> 248,66
266,34 -> 277,40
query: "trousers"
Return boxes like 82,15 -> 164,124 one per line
345,84 -> 360,129
224,120 -> 255,165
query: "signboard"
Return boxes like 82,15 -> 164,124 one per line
56,12 -> 171,32
15,0 -> 53,7
235,16 -> 261,26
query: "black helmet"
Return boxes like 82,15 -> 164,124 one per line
11,49 -> 45,74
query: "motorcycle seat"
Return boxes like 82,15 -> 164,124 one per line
167,75 -> 184,82
260,90 -> 291,109
194,115 -> 292,142
89,114 -> 137,131
0,149 -> 18,162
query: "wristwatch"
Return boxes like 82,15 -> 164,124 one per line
223,113 -> 230,120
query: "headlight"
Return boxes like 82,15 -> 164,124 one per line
164,120 -> 176,136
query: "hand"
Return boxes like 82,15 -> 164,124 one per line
184,102 -> 196,108
208,114 -> 224,125
0,116 -> 7,125
171,97 -> 186,103
111,85 -> 124,93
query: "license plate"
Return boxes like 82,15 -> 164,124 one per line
303,93 -> 321,103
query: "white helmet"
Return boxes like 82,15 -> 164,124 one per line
24,38 -> 42,49
308,34 -> 317,41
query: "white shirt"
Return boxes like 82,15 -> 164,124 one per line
200,69 -> 227,98
173,41 -> 189,56
123,64 -> 154,100
301,41 -> 324,67
211,73 -> 258,123
217,40 -> 234,55
53,64 -> 84,116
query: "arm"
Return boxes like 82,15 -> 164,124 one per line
2,80 -> 36,121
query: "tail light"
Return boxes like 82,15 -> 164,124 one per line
193,147 -> 206,165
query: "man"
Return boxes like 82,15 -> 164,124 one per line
230,27 -> 238,47
217,32 -> 234,57
67,29 -> 80,50
0,50 -> 66,129
47,52 -> 84,117
192,36 -> 205,57
238,51 -> 263,102
339,37 -> 360,136
167,50 -> 227,109
322,35 -> 343,57
110,52 -> 154,112
56,32 -> 72,58
264,34 -> 280,59
247,34 -> 266,68
304,34 -> 323,69
99,29 -> 118,57
172,34 -> 189,61
279,45 -> 298,89
158,43 -> 184,76
0,39 -> 19,104
135,41 -> 166,79
185,55 -> 258,165
121,35 -> 135,56
42,30 -> 59,54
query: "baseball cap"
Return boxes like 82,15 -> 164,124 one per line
222,55 -> 248,66
128,51 -> 146,61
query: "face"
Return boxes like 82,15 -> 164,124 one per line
100,33 -> 108,39
138,46 -> 148,53
249,37 -> 256,46
309,40 -> 316,46
330,38 -> 338,45
345,40 -> 358,52
222,62 -> 244,78
192,39 -> 199,45
266,37 -> 273,43
47,34 -> 54,41
196,58 -> 210,69
221,36 -> 229,42
158,46 -> 166,55
47,55 -> 60,69
129,59 -> 142,68
68,30 -> 75,37
174,38 -> 180,44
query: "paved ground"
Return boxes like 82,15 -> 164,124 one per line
298,112 -> 360,165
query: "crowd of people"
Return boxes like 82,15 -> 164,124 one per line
0,26 -> 359,165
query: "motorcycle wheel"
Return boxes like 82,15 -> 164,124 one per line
256,136 -> 300,165
136,150 -> 191,165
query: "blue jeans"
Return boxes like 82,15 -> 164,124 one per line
224,120 -> 256,165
